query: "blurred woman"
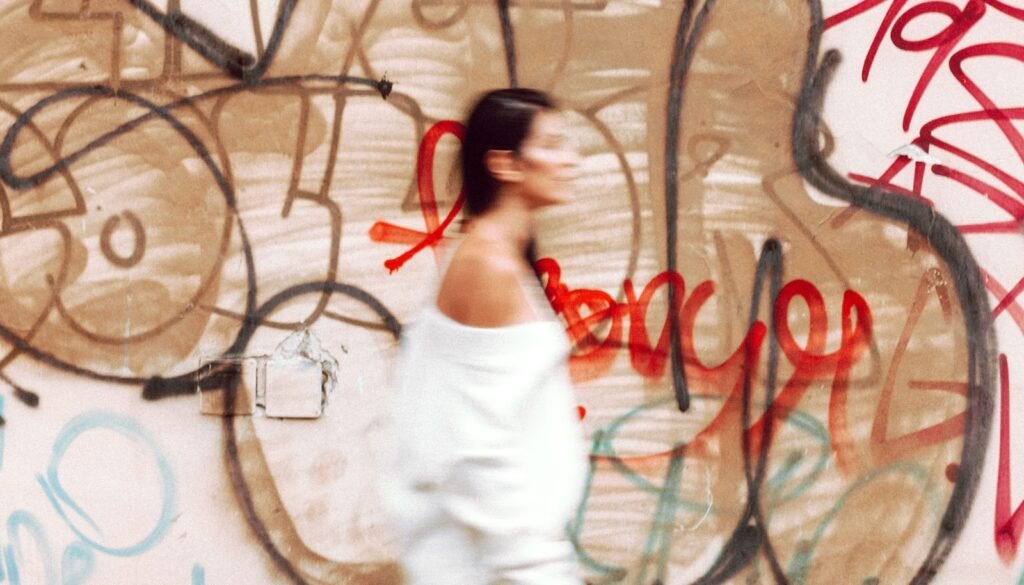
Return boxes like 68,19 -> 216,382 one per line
383,88 -> 588,584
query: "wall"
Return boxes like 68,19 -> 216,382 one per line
0,0 -> 1020,583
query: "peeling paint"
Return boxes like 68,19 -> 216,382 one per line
271,329 -> 339,410
887,143 -> 942,166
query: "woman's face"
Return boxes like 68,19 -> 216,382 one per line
512,110 -> 580,208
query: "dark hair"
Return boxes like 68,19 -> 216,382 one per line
460,88 -> 557,217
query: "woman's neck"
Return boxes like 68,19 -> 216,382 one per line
466,196 -> 534,254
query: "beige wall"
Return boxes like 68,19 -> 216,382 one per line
0,1 -> 1020,583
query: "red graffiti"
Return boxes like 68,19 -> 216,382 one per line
869,269 -> 966,470
996,353 -> 1022,561
828,0 -> 1024,562
982,268 -> 1024,336
536,256 -> 884,463
836,38 -> 1024,330
846,0 -> 985,128
369,120 -> 465,273
846,113 -> 1024,319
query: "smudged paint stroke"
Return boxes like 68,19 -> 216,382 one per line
0,73 -> 392,393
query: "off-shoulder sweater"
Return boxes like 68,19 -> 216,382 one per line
382,279 -> 588,585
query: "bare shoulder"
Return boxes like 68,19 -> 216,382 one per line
435,239 -> 531,327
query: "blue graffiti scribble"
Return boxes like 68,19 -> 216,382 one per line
192,563 -> 206,585
636,442 -> 686,585
36,411 -> 176,557
567,431 -> 627,581
763,409 -> 830,507
5,510 -> 57,585
61,541 -> 94,585
568,393 -> 832,582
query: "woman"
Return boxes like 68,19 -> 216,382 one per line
383,88 -> 588,584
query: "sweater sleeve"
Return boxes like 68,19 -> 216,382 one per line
439,354 -> 582,585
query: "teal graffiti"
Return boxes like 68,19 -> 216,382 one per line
2,518 -> 96,585
36,411 -> 176,557
636,443 -> 686,585
569,394 -> 832,582
192,563 -> 205,585
5,511 -> 57,585
61,542 -> 94,585
568,431 -> 627,581
785,463 -> 942,584
763,409 -> 830,507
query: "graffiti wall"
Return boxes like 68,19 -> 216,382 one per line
0,0 -> 1020,583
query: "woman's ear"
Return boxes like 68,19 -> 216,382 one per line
484,149 -> 524,183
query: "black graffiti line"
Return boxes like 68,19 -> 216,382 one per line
2,368 -> 41,407
0,9 -> 482,581
142,280 -> 402,401
152,280 -> 403,585
0,99 -> 87,231
663,0 -> 701,415
0,74 -> 391,191
249,0 -> 267,58
744,240 -> 786,579
1,93 -> 238,349
497,0 -> 518,87
126,0 -> 298,82
761,164 -> 888,391
687,238 -> 788,585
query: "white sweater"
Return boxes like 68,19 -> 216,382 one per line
382,299 -> 588,585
